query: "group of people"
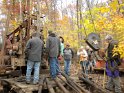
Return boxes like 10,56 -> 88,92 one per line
24,29 -> 122,93
25,30 -> 74,85
77,35 -> 122,93
77,46 -> 96,76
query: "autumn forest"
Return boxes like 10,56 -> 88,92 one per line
0,0 -> 124,57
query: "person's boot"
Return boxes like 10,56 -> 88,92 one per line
26,81 -> 30,84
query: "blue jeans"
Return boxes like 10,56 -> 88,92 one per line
49,57 -> 60,79
26,60 -> 41,83
80,60 -> 88,75
64,59 -> 71,75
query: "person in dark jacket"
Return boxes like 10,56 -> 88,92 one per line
25,32 -> 44,84
46,31 -> 61,79
63,43 -> 74,76
105,35 -> 122,93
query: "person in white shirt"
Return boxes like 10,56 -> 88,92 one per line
77,46 -> 88,75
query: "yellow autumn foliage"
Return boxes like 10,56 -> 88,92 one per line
113,43 -> 124,58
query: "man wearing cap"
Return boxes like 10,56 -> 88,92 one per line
25,32 -> 44,84
105,35 -> 122,93
46,31 -> 61,79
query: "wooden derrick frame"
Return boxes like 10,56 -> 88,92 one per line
0,19 -> 30,75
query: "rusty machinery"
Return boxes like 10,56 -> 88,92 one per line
0,20 -> 28,76
0,18 -> 47,77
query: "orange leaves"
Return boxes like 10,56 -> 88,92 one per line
57,16 -> 69,27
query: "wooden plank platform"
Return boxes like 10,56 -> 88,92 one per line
2,77 -> 39,93
1,75 -> 65,93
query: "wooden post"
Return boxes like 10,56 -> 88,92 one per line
38,76 -> 45,93
54,78 -> 70,93
58,76 -> 80,93
60,72 -> 82,93
46,78 -> 55,93
26,0 -> 31,40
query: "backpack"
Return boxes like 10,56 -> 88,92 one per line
110,40 -> 121,66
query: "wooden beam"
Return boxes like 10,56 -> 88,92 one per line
54,78 -> 70,93
46,78 -> 55,93
38,76 -> 45,93
7,20 -> 28,37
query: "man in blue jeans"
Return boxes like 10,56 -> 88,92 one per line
25,32 -> 44,84
63,43 -> 74,76
46,31 -> 61,79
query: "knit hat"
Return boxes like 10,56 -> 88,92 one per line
105,35 -> 113,40
48,30 -> 52,34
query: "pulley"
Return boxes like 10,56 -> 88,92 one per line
85,33 -> 101,51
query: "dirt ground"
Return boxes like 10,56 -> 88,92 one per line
0,61 -> 123,93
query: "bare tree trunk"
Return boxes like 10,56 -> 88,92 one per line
19,0 -> 23,22
77,0 -> 80,47
117,0 -> 124,16
79,0 -> 83,41
77,0 -> 83,46
26,0 -> 31,40
37,0 -> 41,32
12,0 -> 15,19
60,0 -> 63,19
53,0 -> 57,31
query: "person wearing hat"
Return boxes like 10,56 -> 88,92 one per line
48,30 -> 53,36
105,35 -> 122,93
63,43 -> 74,76
46,31 -> 61,79
25,32 -> 44,84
